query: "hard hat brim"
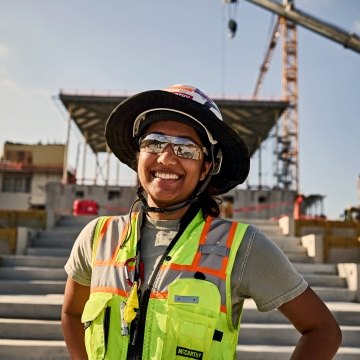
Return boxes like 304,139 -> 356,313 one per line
105,89 -> 250,195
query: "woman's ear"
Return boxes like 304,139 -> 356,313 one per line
200,161 -> 212,181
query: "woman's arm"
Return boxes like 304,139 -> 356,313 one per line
278,286 -> 342,359
61,277 -> 90,360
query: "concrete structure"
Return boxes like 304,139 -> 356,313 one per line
0,142 -> 75,210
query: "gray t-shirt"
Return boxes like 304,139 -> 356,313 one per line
65,215 -> 307,312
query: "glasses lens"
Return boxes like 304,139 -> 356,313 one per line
139,133 -> 206,160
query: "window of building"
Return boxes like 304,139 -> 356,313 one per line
108,190 -> 120,200
2,174 -> 32,193
75,190 -> 84,198
258,195 -> 267,203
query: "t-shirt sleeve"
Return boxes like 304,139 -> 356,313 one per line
64,217 -> 99,286
232,225 -> 308,312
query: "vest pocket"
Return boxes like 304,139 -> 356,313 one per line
162,278 -> 221,360
81,294 -> 113,360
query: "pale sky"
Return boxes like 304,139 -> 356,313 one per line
0,0 -> 359,219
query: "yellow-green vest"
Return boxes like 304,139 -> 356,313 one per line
81,210 -> 248,360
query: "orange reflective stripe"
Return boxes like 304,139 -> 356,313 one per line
199,216 -> 212,245
149,291 -> 168,299
93,213 -> 138,266
226,222 -> 238,248
191,216 -> 212,269
92,217 -> 113,266
111,212 -> 138,262
98,217 -> 112,244
110,222 -> 131,263
91,286 -> 127,297
163,263 -> 227,280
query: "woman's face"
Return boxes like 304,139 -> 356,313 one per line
137,120 -> 211,218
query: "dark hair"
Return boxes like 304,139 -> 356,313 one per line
198,191 -> 221,218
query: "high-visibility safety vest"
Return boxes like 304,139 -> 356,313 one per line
81,209 -> 248,360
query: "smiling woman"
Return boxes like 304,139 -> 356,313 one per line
61,84 -> 341,360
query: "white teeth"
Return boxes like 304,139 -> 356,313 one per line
154,172 -> 179,180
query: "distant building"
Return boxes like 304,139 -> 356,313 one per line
0,142 -> 75,210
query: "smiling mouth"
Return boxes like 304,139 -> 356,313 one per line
153,171 -> 180,180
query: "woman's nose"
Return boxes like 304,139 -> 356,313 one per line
157,143 -> 177,165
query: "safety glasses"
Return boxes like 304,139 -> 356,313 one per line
139,133 -> 208,160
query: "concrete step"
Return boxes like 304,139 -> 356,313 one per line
31,236 -> 75,249
44,226 -> 84,234
56,215 -> 96,227
0,255 -> 67,268
0,339 -> 69,360
0,267 -> 67,281
236,345 -> 360,360
32,228 -> 81,247
26,247 -> 71,257
294,262 -> 338,274
0,318 -> 63,340
267,235 -> 302,245
257,227 -> 284,236
242,300 -> 360,326
238,323 -> 360,347
303,273 -> 347,288
0,280 -> 65,295
286,253 -> 313,263
313,286 -> 357,302
0,295 -> 62,320
272,242 -> 306,253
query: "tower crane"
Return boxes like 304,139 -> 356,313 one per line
248,0 -> 359,192
225,0 -> 360,191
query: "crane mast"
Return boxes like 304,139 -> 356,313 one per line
279,6 -> 299,191
247,0 -> 359,191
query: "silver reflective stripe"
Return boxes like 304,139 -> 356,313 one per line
174,295 -> 199,304
199,244 -> 229,257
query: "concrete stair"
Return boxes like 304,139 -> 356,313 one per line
244,218 -> 312,263
0,214 -> 95,359
25,214 -> 95,258
0,215 -> 358,359
236,218 -> 360,359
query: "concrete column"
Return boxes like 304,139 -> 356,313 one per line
301,234 -> 324,263
62,106 -> 72,184
16,227 -> 37,255
82,132 -> 87,184
338,263 -> 360,302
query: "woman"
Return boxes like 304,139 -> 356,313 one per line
62,84 -> 341,359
